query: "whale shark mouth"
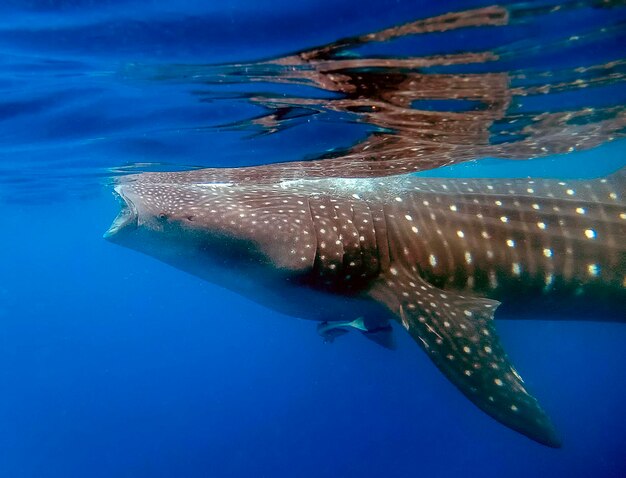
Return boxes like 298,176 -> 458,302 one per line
104,185 -> 138,239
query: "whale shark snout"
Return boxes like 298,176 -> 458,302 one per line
104,185 -> 138,240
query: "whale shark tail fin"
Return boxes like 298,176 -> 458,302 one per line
368,264 -> 561,448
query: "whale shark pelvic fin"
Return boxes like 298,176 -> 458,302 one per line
368,264 -> 561,447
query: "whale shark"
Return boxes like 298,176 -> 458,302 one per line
105,166 -> 625,447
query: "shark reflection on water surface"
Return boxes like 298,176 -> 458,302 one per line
107,3 -> 626,448
133,4 -> 626,177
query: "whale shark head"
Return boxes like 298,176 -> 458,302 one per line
104,176 -> 327,296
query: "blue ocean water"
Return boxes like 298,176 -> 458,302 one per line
1,1 -> 625,477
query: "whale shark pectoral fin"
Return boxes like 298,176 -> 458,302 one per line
368,266 -> 561,448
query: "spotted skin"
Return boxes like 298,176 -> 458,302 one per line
381,173 -> 625,304
105,168 -> 625,447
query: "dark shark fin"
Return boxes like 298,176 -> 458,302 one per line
368,265 -> 561,448
360,316 -> 396,350
362,325 -> 396,350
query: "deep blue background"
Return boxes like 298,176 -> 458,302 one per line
1,1 -> 625,477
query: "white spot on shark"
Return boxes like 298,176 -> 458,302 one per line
587,264 -> 600,277
584,229 -> 596,239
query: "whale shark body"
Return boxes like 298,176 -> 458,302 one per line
105,167 -> 625,447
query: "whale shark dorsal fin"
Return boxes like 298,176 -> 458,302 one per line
368,265 -> 561,447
